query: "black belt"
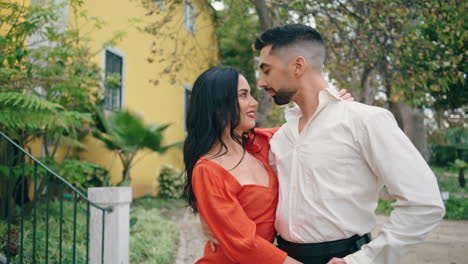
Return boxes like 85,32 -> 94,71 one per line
277,233 -> 372,257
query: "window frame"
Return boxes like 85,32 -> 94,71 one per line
101,46 -> 126,111
184,1 -> 196,34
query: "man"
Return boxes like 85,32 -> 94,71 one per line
254,24 -> 445,264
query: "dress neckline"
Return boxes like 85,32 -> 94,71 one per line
199,156 -> 273,189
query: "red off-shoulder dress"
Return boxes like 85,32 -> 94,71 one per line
192,128 -> 287,264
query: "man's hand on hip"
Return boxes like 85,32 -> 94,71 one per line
199,215 -> 219,252
327,257 -> 347,264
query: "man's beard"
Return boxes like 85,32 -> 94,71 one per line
272,90 -> 294,106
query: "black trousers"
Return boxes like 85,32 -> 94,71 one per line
277,233 -> 372,264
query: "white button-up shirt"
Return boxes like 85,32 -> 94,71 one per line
270,88 -> 445,264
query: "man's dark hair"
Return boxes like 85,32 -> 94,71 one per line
254,24 -> 323,52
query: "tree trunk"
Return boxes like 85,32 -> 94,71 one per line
398,102 -> 431,162
382,61 -> 430,162
360,66 -> 375,105
122,167 -> 130,184
251,0 -> 274,127
385,92 -> 404,130
252,0 -> 273,30
459,168 -> 466,188
458,149 -> 466,187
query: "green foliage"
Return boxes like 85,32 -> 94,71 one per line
0,157 -> 108,219
0,198 -> 179,263
444,197 -> 468,220
95,110 -> 175,154
377,167 -> 467,220
395,1 -> 467,110
433,166 -> 467,195
0,92 -> 63,113
130,205 -> 178,264
377,197 -> 468,220
132,195 -> 185,210
93,109 -> 180,185
0,200 -> 89,263
433,128 -> 468,187
0,92 -> 92,139
0,0 -> 113,154
215,0 -> 260,87
443,128 -> 468,149
263,104 -> 287,128
0,0 -> 57,70
56,159 -> 110,190
430,145 -> 465,167
158,164 -> 183,199
454,159 -> 467,169
0,160 -> 44,182
376,199 -> 395,215
281,1 -> 466,110
139,0 -> 218,86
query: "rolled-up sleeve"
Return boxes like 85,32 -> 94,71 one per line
192,164 -> 287,264
345,109 -> 445,264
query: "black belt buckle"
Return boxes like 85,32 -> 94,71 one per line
351,233 -> 372,253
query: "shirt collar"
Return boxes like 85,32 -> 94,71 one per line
284,87 -> 340,121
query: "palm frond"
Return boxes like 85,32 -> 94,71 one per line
93,109 -> 177,155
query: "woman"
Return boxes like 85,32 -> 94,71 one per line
183,66 -> 350,264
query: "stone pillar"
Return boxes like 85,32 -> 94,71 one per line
88,187 -> 132,264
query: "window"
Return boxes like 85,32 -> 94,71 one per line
184,1 -> 196,34
153,0 -> 165,10
103,49 -> 124,110
184,84 -> 192,131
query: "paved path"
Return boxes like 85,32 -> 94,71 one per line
161,207 -> 205,264
166,208 -> 468,264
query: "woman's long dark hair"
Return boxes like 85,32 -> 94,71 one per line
183,66 -> 249,214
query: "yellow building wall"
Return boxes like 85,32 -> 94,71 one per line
72,0 -> 218,197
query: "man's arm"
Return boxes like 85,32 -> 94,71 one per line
199,215 -> 302,264
343,109 -> 445,264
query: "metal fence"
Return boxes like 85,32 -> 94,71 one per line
0,132 -> 112,264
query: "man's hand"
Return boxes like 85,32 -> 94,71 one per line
327,257 -> 347,264
199,215 -> 219,252
338,89 -> 355,102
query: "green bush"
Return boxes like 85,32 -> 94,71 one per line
434,167 -> 467,194
130,207 -> 178,264
375,166 -> 467,220
133,195 -> 185,210
158,164 -> 183,199
444,197 -> 468,220
56,159 -> 109,190
0,198 -> 179,263
430,145 -> 461,167
0,200 -> 88,263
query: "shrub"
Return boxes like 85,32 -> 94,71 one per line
0,198 -> 179,263
57,159 -> 109,190
158,164 -> 183,199
444,197 -> 468,220
0,200 -> 88,263
130,207 -> 178,264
